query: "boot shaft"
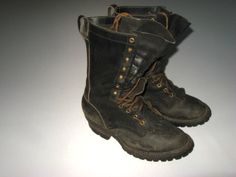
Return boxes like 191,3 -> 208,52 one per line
80,16 -> 136,102
107,5 -> 191,75
79,16 -> 175,101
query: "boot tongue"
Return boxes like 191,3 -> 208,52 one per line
118,16 -> 175,44
153,59 -> 168,73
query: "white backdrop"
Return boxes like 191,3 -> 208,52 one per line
0,0 -> 235,177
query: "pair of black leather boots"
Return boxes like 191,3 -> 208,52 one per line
78,5 -> 211,161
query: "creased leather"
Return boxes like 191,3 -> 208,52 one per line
80,16 -> 192,151
110,6 -> 211,123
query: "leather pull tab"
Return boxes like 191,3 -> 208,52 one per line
78,15 -> 89,39
107,4 -> 117,16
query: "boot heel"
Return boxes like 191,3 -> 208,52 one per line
88,121 -> 111,140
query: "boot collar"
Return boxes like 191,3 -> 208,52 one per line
80,16 -> 175,96
108,5 -> 170,17
88,16 -> 137,45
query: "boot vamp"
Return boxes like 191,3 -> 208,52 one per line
92,97 -> 191,152
144,85 -> 209,120
115,105 -> 191,152
91,98 -> 146,135
168,94 -> 209,119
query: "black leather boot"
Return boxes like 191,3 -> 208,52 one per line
78,15 -> 194,161
108,5 -> 212,127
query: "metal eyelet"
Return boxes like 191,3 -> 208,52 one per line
122,67 -> 126,71
139,120 -> 145,126
156,83 -> 162,88
128,47 -> 133,52
118,105 -> 123,109
163,88 -> 168,93
133,114 -> 138,118
126,109 -> 131,113
169,93 -> 174,97
125,57 -> 129,62
113,91 -> 117,95
119,75 -> 123,79
129,37 -> 135,44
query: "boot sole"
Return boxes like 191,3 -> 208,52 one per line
82,96 -> 194,161
88,120 -> 194,162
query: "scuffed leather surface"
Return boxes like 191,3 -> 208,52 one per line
81,16 -> 191,148
115,106 -> 190,151
111,6 -> 211,121
145,82 -> 209,119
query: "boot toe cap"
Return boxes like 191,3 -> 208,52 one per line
184,96 -> 212,124
115,123 -> 194,160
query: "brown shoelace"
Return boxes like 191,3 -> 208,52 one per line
151,72 -> 174,97
111,12 -> 132,31
146,62 -> 179,97
111,11 -> 169,32
116,77 -> 146,112
116,77 -> 147,125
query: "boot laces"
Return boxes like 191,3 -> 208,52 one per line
151,73 -> 174,96
116,77 -> 147,125
111,12 -> 169,31
145,61 -> 185,97
111,12 -> 132,31
151,71 -> 186,98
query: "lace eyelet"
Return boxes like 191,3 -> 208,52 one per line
128,47 -> 133,52
169,93 -> 174,97
129,37 -> 135,44
156,83 -> 162,88
133,114 -> 138,118
163,88 -> 168,93
139,120 -> 145,126
126,109 -> 131,113
118,105 -> 123,109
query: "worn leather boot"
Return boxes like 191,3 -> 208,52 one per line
78,15 -> 194,161
108,5 -> 212,127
